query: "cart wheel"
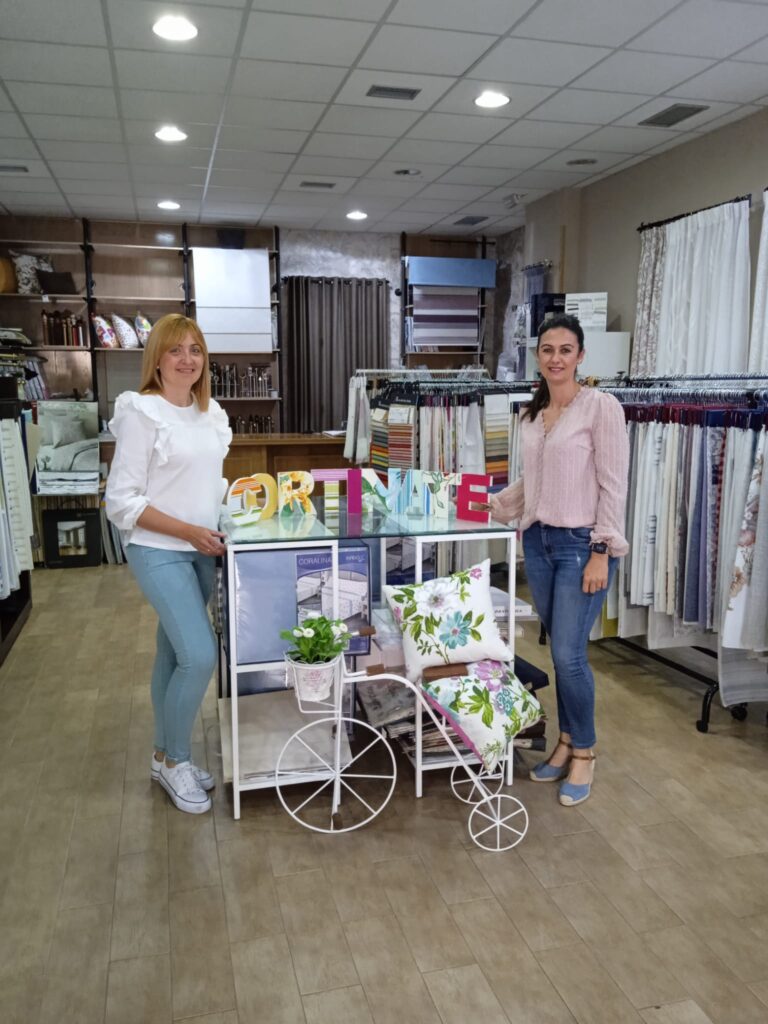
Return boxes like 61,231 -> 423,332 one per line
730,704 -> 748,722
468,794 -> 528,852
696,719 -> 709,733
275,717 -> 396,834
450,763 -> 504,804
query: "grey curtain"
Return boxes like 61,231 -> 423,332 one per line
282,276 -> 389,432
630,225 -> 667,377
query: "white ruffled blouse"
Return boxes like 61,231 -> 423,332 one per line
105,391 -> 232,551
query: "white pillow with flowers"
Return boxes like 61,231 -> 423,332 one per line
383,559 -> 512,682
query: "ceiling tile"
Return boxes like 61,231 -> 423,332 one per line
49,161 -> 130,181
335,70 -> 456,110
127,145 -> 213,166
121,90 -> 225,123
303,133 -> 396,160
0,177 -> 58,193
241,11 -> 374,64
437,166 -> 518,186
509,168 -> 592,188
440,201 -> 512,216
614,97 -> 740,130
269,192 -> 337,208
324,196 -> 401,215
360,25 -> 497,76
349,178 -> 426,197
407,113 -> 509,144
628,0 -> 768,58
383,138 -> 477,165
136,197 -> 197,213
217,126 -> 307,153
23,115 -> 122,143
433,79 -> 557,118
232,60 -> 347,101
672,60 -> 768,102
0,193 -> 70,207
77,200 -> 137,215
200,203 -> 267,218
480,185 -> 553,203
214,150 -> 295,173
0,0 -> 107,45
107,1 -> 244,56
260,209 -> 324,228
388,0 -> 536,33
224,97 -> 324,131
527,88 -> 654,123
734,36 -> 768,62
0,113 -> 30,138
132,183 -> 203,200
0,138 -> 39,159
251,0 -> 390,17
416,183 -> 492,201
400,198 -> 468,213
644,131 -> 701,154
0,41 -> 113,86
59,178 -> 131,196
317,105 -> 421,136
115,50 -> 231,93
205,184 -> 277,202
692,103 -> 762,131
464,144 -> 557,169
4,83 -> 118,119
124,122 -> 217,147
579,125 -> 681,152
572,51 -> 715,93
492,120 -> 600,148
131,164 -> 207,185
366,160 -> 446,182
312,216 -> 380,231
40,141 -> 126,162
469,39 -> 611,87
291,155 -> 375,177
512,0 -> 680,47
206,169 -> 283,190
534,149 -> 628,172
486,215 -> 526,232
282,174 -> 356,194
373,212 -> 439,227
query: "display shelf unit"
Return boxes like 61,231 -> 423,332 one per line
0,383 -> 32,667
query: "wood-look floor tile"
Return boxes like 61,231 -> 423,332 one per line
230,934 -> 304,1024
424,963 -> 509,1024
267,829 -> 322,877
549,881 -> 636,946
175,1015 -> 238,1024
749,982 -> 768,1007
591,934 -> 688,1009
168,813 -> 221,893
578,796 -> 675,871
39,963 -> 108,1024
0,967 -> 45,1024
218,836 -> 283,943
640,1000 -> 716,1023
639,862 -> 732,929
710,852 -> 768,919
60,813 -> 120,909
518,835 -> 589,889
39,903 -> 113,1024
343,914 -> 442,1024
76,751 -> 126,820
597,772 -> 677,827
105,955 -> 171,1024
536,943 -> 644,1023
276,868 -> 358,994
470,850 -> 581,952
119,780 -> 168,856
323,855 -> 393,923
169,887 -> 235,1019
646,925 -> 768,1024
639,821 -> 721,873
302,985 -> 374,1024
111,893 -> 170,961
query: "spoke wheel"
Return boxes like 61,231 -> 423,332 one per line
275,717 -> 396,834
468,794 -> 528,851
450,763 -> 504,804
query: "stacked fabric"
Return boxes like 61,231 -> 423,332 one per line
369,405 -> 389,476
387,403 -> 417,470
483,393 -> 510,486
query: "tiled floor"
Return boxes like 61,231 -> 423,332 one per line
2,565 -> 768,1023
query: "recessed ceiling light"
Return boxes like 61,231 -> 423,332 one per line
155,125 -> 187,143
566,158 -> 598,166
394,168 -> 421,176
152,15 -> 198,42
157,199 -> 181,210
346,210 -> 367,221
475,90 -> 510,109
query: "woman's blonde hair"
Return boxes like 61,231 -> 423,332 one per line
139,313 -> 211,411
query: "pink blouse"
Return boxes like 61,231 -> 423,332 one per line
490,387 -> 630,557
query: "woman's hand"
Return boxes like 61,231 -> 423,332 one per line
582,552 -> 609,594
184,525 -> 227,556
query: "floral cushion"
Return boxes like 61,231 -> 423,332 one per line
112,314 -> 140,349
134,313 -> 152,346
383,559 -> 511,682
422,660 -> 542,771
9,250 -> 54,295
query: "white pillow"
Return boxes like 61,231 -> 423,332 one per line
383,559 -> 512,683
112,314 -> 140,349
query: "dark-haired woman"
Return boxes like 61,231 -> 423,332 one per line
490,314 -> 629,807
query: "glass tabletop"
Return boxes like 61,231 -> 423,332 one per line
221,498 -> 515,545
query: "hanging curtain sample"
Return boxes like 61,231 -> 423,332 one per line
631,224 -> 666,377
749,188 -> 768,373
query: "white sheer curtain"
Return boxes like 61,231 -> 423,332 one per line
655,198 -> 751,375
749,189 -> 768,372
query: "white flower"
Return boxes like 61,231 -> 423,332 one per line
292,628 -> 302,637
302,627 -> 315,638
305,610 -> 322,619
337,623 -> 348,633
414,578 -> 458,620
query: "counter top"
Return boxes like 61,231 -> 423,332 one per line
229,433 -> 344,446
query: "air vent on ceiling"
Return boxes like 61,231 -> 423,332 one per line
0,164 -> 29,174
503,193 -> 527,209
454,215 -> 488,226
638,103 -> 709,128
366,84 -> 421,101
299,180 -> 336,189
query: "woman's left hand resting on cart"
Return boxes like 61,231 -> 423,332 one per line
582,550 -> 609,595
136,505 -> 226,556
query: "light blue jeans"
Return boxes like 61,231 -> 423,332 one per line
126,544 -> 217,763
523,523 -> 618,750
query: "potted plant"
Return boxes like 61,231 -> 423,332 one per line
280,612 -> 350,702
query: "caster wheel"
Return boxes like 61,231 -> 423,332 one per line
730,704 -> 748,722
696,720 -> 709,733
468,793 -> 528,851
450,763 -> 504,804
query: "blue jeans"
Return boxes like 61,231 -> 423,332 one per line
126,544 -> 217,763
522,523 -> 617,750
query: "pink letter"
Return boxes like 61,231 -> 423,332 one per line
456,474 -> 491,523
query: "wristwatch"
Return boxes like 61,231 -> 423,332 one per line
589,541 -> 609,554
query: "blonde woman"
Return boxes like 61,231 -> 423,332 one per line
106,314 -> 231,814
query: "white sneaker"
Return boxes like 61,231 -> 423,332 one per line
151,754 -> 215,792
158,760 -> 212,814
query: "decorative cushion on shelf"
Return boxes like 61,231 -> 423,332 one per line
91,314 -> 118,348
36,269 -> 78,295
134,313 -> 151,347
0,257 -> 17,293
383,559 -> 512,683
112,314 -> 140,349
422,660 -> 543,772
9,250 -> 54,295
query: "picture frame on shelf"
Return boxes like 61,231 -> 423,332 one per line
42,508 -> 101,568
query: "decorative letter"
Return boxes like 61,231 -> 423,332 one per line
456,474 -> 491,523
278,471 -> 317,517
226,474 -> 278,524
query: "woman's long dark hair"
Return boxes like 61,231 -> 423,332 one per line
523,312 -> 585,422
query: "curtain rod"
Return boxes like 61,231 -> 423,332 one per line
637,194 -> 752,233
